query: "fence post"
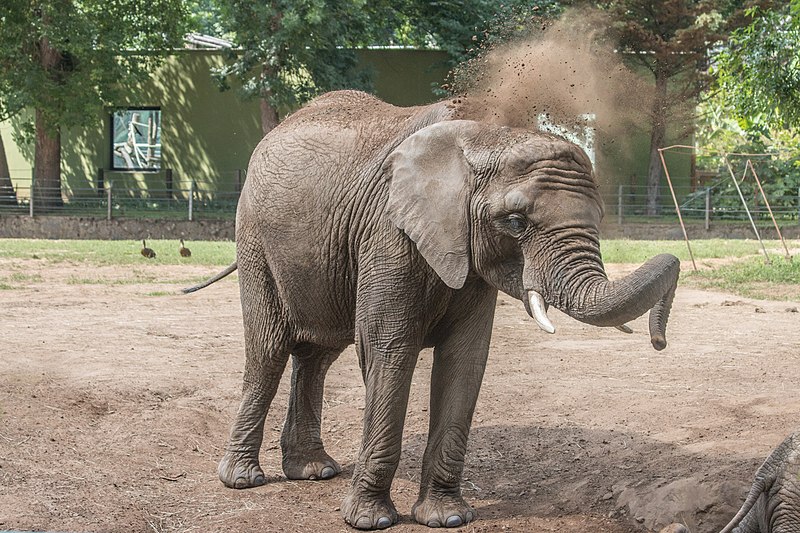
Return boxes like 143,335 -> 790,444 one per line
188,180 -> 194,222
107,181 -> 112,221
235,169 -> 243,193
96,167 -> 105,198
165,168 -> 173,200
617,184 -> 623,225
29,169 -> 34,217
704,187 -> 711,231
798,186 -> 800,224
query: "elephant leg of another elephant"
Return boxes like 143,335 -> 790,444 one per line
281,344 -> 343,480
413,283 -> 496,528
341,310 -> 423,530
218,259 -> 292,490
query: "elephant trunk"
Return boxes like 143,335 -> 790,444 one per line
528,253 -> 680,351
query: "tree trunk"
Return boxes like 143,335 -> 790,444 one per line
0,131 -> 18,206
646,73 -> 668,216
260,97 -> 280,136
32,30 -> 64,209
33,108 -> 63,210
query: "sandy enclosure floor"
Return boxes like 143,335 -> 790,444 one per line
1,258 -> 799,533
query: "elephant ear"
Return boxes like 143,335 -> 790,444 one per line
384,120 -> 481,289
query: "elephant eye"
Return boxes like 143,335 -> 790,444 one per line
505,214 -> 528,235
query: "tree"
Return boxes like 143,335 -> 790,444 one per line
598,0 -> 774,215
713,1 -> 800,132
209,0 -> 540,134
0,131 -> 16,206
0,1 -> 187,209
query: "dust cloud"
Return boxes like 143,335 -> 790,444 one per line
452,8 -> 653,145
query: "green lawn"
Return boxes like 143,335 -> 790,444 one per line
0,238 -> 236,266
1,238 -> 798,300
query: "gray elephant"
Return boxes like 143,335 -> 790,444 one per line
185,90 -> 680,530
719,431 -> 800,533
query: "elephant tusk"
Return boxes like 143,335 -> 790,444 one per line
528,291 -> 555,334
614,324 -> 633,334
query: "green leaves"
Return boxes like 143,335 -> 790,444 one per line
712,3 -> 800,131
0,0 -> 188,130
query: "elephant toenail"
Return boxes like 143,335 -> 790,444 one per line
427,519 -> 442,527
355,517 -> 372,530
320,466 -> 335,479
465,511 -> 474,522
376,517 -> 392,529
233,478 -> 248,489
253,475 -> 265,486
446,516 -> 463,528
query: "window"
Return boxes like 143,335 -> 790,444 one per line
111,108 -> 161,171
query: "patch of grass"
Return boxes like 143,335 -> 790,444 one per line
9,272 -> 43,283
0,238 -> 235,266
600,239 -> 796,264
145,290 -> 177,297
686,256 -> 800,300
0,282 -> 14,290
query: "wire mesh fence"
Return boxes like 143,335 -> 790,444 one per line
0,172 -> 242,220
1,174 -> 799,225
602,182 -> 800,225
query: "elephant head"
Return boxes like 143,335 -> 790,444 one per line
384,120 -> 679,349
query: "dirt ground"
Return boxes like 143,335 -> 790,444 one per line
1,257 -> 799,533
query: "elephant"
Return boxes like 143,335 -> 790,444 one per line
718,431 -> 800,533
184,90 -> 680,530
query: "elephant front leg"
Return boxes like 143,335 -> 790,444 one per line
413,285 -> 496,528
280,345 -> 343,480
341,328 -> 420,530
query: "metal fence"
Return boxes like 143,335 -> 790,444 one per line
602,182 -> 800,226
0,172 -> 242,220
1,175 -> 799,225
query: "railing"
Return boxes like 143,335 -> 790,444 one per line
1,175 -> 799,225
0,172 -> 243,220
602,183 -> 800,226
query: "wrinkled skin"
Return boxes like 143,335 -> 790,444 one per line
720,432 -> 800,533
204,90 -> 680,530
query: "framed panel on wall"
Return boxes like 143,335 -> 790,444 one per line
111,107 -> 161,171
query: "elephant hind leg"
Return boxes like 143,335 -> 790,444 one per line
219,257 -> 293,489
281,343 -> 343,480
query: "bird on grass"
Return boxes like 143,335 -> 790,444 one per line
141,239 -> 156,259
179,239 -> 191,258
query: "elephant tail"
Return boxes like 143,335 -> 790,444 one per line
718,477 -> 768,533
181,262 -> 238,294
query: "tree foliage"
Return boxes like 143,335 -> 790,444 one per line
0,0 -> 188,132
0,0 -> 188,207
595,0 -> 774,215
713,1 -> 800,132
209,0 -> 563,132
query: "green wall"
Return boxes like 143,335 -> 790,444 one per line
2,49 -> 452,201
2,47 -> 692,206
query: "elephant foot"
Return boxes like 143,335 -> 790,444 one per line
218,450 -> 267,489
342,487 -> 398,530
412,493 -> 475,528
282,449 -> 341,480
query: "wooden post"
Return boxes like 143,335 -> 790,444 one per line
235,169 -> 243,193
617,184 -> 623,225
29,169 -> 34,217
107,181 -> 112,221
704,187 -> 711,231
188,180 -> 194,222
